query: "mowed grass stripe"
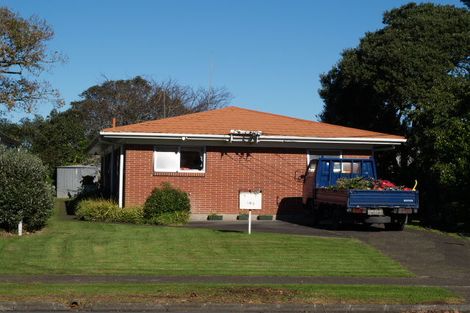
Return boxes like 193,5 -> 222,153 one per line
0,200 -> 411,277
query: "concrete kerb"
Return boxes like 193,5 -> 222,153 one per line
1,302 -> 470,312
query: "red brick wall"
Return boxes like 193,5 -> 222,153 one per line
123,145 -> 373,215
124,145 -> 308,215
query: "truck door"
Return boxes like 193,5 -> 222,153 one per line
302,159 -> 318,205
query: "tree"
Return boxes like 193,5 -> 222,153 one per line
0,7 -> 63,113
318,3 -> 470,227
71,76 -> 232,138
20,109 -> 90,176
0,146 -> 54,232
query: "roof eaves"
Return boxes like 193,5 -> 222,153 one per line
100,131 -> 406,145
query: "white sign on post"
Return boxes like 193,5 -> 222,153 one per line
239,191 -> 262,234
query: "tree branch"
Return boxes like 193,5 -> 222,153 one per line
0,70 -> 22,75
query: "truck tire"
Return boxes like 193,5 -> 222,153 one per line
385,215 -> 407,231
384,222 -> 404,231
306,199 -> 321,226
330,207 -> 342,230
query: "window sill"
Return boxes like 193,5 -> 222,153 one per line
153,171 -> 205,177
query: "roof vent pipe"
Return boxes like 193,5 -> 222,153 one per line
112,118 -> 116,128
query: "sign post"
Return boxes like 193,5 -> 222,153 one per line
18,220 -> 23,236
239,190 -> 262,235
248,210 -> 252,234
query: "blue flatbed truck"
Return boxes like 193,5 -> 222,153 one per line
302,157 -> 419,230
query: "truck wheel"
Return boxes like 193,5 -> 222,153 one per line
385,222 -> 405,231
385,215 -> 407,231
312,208 -> 321,226
330,207 -> 342,230
306,200 -> 321,226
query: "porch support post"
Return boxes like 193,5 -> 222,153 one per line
118,145 -> 124,208
110,146 -> 115,195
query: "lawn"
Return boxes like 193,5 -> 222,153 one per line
0,200 -> 411,277
0,283 -> 461,305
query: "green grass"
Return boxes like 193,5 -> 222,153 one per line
0,283 -> 461,305
407,224 -> 470,241
0,200 -> 411,277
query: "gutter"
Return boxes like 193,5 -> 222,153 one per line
99,131 -> 406,145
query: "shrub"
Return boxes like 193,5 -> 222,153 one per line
65,179 -> 102,215
150,211 -> 190,226
76,199 -> 144,224
114,206 -> 144,224
0,146 -> 54,231
76,199 -> 117,222
143,182 -> 190,225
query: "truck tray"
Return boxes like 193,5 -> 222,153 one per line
348,190 -> 419,209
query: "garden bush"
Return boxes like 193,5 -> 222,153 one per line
65,178 -> 101,215
150,211 -> 190,226
76,199 -> 144,224
114,206 -> 144,224
143,182 -> 190,225
0,146 -> 54,232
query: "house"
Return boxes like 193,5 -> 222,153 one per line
90,106 -> 405,220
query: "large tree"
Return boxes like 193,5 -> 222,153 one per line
319,3 -> 470,227
20,109 -> 90,176
71,76 -> 232,138
0,7 -> 63,113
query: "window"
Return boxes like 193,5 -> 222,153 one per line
307,160 -> 317,172
333,162 -> 341,173
341,162 -> 352,174
154,146 -> 205,172
352,162 -> 361,174
180,147 -> 204,171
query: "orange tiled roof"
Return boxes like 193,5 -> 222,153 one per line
102,106 -> 404,140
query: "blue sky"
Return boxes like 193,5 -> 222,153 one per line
2,0 -> 464,122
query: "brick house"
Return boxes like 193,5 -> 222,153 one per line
90,106 -> 405,220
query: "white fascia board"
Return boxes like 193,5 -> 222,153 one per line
100,131 -> 406,145
100,131 -> 227,141
261,135 -> 406,145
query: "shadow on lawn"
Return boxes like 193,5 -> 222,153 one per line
217,229 -> 244,234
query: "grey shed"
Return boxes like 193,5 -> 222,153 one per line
56,165 -> 99,198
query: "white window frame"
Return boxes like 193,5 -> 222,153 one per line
153,146 -> 206,173
306,149 -> 342,165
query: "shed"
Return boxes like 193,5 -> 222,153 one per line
56,165 -> 99,198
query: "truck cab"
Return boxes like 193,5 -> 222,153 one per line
303,158 -> 376,204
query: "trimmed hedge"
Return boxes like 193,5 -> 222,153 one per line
143,182 -> 190,225
0,146 -> 54,231
76,199 -> 144,224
